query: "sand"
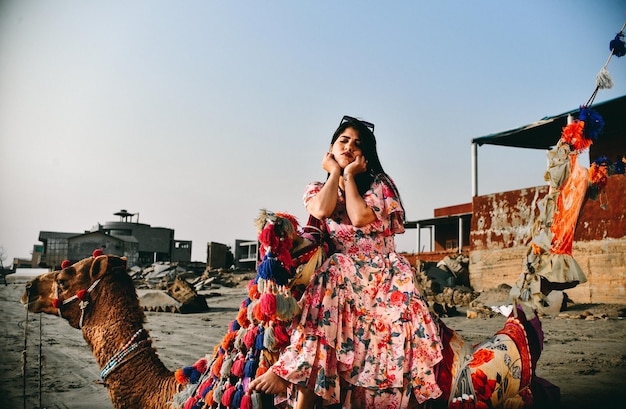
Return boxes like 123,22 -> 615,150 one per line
1,275 -> 625,409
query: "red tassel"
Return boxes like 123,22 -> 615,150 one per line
259,225 -> 279,250
240,393 -> 253,409
183,396 -> 198,409
76,289 -> 88,301
260,293 -> 277,317
194,357 -> 207,374
273,323 -> 290,348
221,384 -> 236,407
243,326 -> 258,349
61,260 -> 71,269
231,355 -> 246,377
52,298 -> 61,308
92,249 -> 104,258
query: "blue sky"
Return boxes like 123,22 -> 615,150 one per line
1,0 -> 625,263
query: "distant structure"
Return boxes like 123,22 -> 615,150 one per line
38,209 -> 192,269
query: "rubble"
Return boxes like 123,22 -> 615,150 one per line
129,261 -> 255,313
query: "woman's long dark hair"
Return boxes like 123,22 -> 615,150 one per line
329,117 -> 406,222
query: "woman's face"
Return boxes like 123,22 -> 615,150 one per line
330,126 -> 363,168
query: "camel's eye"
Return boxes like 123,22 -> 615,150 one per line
57,279 -> 68,291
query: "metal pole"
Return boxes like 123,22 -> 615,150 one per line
471,142 -> 478,197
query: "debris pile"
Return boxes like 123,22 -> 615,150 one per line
130,261 -> 255,313
414,254 -> 479,317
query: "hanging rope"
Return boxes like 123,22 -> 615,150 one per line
585,21 -> 626,107
21,288 -> 29,409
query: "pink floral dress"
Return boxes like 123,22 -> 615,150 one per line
271,177 -> 443,408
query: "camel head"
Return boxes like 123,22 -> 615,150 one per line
21,251 -> 128,329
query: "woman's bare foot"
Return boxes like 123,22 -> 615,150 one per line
249,370 -> 290,395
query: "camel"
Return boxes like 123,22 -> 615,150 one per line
21,252 -> 182,409
22,245 -> 552,409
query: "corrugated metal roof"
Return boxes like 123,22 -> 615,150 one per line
472,95 -> 626,149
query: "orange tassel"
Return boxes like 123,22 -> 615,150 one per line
212,354 -> 224,378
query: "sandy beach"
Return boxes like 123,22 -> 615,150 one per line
1,274 -> 625,409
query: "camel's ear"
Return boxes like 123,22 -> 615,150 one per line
90,255 -> 109,279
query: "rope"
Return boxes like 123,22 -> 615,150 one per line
21,288 -> 29,409
39,314 -> 43,408
585,21 -> 626,107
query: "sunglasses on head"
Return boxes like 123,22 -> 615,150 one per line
340,115 -> 375,133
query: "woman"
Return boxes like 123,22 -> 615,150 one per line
250,116 -> 443,408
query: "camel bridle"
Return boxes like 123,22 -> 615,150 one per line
52,277 -> 102,329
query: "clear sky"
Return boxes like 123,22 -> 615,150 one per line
1,0 -> 625,264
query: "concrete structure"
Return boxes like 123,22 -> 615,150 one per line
38,209 -> 192,268
409,95 -> 626,303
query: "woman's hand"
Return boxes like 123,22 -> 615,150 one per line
322,152 -> 341,175
344,155 -> 368,177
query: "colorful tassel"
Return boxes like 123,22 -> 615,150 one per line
232,384 -> 245,408
243,325 -> 258,349
251,391 -> 263,409
220,352 -> 235,378
205,388 -> 215,406
175,368 -> 188,384
263,322 -> 276,351
240,393 -> 253,409
273,323 -> 290,349
254,327 -> 265,351
596,67 -> 614,89
231,354 -> 246,377
244,356 -> 259,378
237,307 -> 250,328
231,319 -> 241,332
222,330 -> 238,350
211,354 -> 224,378
252,301 -> 265,322
212,379 -> 226,405
260,293 -> 277,317
610,32 -> 626,57
221,383 -> 236,407
61,260 -> 71,269
579,107 -> 604,141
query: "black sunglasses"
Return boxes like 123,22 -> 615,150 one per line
340,115 -> 375,133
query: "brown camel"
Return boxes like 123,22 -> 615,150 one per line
21,253 -> 181,409
22,250 -> 554,409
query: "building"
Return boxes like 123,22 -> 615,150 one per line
408,95 -> 626,303
38,209 -> 192,269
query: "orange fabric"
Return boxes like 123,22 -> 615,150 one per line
550,155 -> 588,255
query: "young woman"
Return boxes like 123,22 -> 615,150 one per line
249,116 -> 443,408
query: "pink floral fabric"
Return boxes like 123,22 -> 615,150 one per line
272,177 -> 443,408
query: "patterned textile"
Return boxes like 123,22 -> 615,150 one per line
445,312 -> 539,409
270,177 -> 444,408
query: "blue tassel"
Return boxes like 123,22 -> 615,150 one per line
244,357 -> 259,378
610,32 -> 626,57
189,368 -> 201,384
232,384 -> 245,408
231,319 -> 241,332
244,297 -> 251,307
182,366 -> 194,377
257,253 -> 290,285
254,327 -> 265,351
579,107 -> 604,141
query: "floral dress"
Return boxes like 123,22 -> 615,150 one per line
271,177 -> 443,408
